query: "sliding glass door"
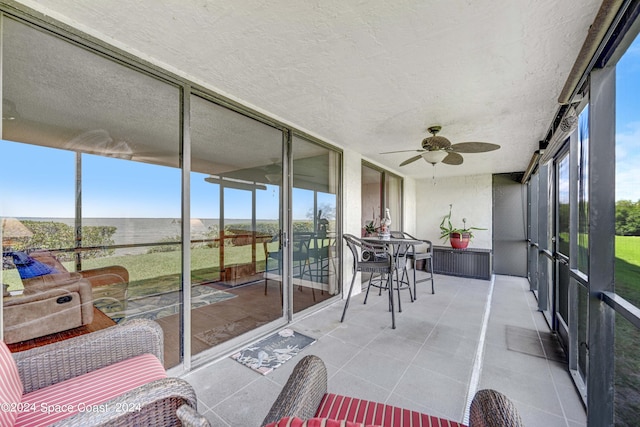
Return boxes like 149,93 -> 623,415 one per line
290,135 -> 340,313
190,95 -> 285,362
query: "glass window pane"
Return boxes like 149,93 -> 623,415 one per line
190,94 -> 284,356
385,173 -> 403,230
291,136 -> 341,313
578,107 -> 590,273
558,154 -> 570,256
362,164 -> 382,235
2,17 -> 182,366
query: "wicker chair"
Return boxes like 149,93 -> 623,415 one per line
262,355 -> 524,427
8,319 -> 210,426
341,234 -> 395,327
390,231 -> 435,297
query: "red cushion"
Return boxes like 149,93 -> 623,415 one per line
315,393 -> 467,427
0,341 -> 23,427
15,353 -> 166,427
265,416 -> 378,427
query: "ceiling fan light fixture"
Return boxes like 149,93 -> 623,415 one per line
422,150 -> 448,165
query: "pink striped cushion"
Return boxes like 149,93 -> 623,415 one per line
15,353 -> 166,427
264,416 -> 378,427
315,393 -> 467,427
1,341 -> 24,427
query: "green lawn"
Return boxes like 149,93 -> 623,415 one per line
614,236 -> 640,426
2,242 -> 277,298
615,235 -> 640,307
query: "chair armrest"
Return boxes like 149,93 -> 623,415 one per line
262,355 -> 328,426
3,286 -> 85,307
177,404 -> 212,427
50,378 -> 198,427
14,319 -> 164,393
10,278 -> 95,326
79,265 -> 129,285
469,389 -> 524,427
22,272 -> 84,288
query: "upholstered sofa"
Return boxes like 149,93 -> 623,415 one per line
2,272 -> 94,344
0,319 -> 209,426
20,250 -> 129,319
263,355 -> 524,427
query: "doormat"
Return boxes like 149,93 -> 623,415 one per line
123,285 -> 237,321
194,316 -> 269,347
230,328 -> 316,375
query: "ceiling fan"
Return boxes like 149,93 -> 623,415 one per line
381,126 -> 500,166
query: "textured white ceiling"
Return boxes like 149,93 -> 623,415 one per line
14,0 -> 601,178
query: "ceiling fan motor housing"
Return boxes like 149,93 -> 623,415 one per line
421,135 -> 451,151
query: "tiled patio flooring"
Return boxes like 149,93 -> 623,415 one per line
183,273 -> 586,426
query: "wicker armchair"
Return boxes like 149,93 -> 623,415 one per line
10,319 -> 210,426
262,355 -> 524,427
341,234 -> 395,326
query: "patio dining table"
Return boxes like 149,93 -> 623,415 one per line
362,235 -> 422,328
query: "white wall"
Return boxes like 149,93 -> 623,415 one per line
414,174 -> 493,249
341,157 -> 493,302
342,148 -> 363,298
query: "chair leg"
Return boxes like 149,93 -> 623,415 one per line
341,272 -> 358,322
395,268 -> 403,312
412,259 -> 417,300
364,273 -> 375,304
264,258 -> 270,296
403,267 -> 414,302
429,257 -> 435,294
387,273 -> 395,329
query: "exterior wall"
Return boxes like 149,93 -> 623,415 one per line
342,148 -> 363,298
415,174 -> 493,250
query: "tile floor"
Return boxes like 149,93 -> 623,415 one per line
183,273 -> 587,426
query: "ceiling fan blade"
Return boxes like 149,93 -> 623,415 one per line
380,149 -> 424,154
399,154 -> 424,166
450,142 -> 501,153
442,151 -> 464,165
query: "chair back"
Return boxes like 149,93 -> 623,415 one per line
343,234 -> 391,273
292,233 -> 311,260
389,231 -> 412,261
391,230 -> 433,254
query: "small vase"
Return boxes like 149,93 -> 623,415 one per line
450,232 -> 470,249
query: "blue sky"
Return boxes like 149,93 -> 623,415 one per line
615,32 -> 640,202
0,142 -> 314,219
1,34 -> 639,219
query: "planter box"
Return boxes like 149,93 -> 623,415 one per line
429,246 -> 492,280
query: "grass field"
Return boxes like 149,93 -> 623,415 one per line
614,236 -> 640,426
2,242 -> 277,298
615,235 -> 640,306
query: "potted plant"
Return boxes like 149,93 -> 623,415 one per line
362,218 -> 379,237
439,204 -> 486,249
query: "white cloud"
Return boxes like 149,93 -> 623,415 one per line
615,122 -> 640,201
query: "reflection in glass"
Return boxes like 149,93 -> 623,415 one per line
385,174 -> 403,230
577,283 -> 588,382
578,107 -> 590,273
190,94 -> 284,358
362,164 -> 383,234
2,17 -> 182,366
291,136 -> 341,313
557,154 -> 570,256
